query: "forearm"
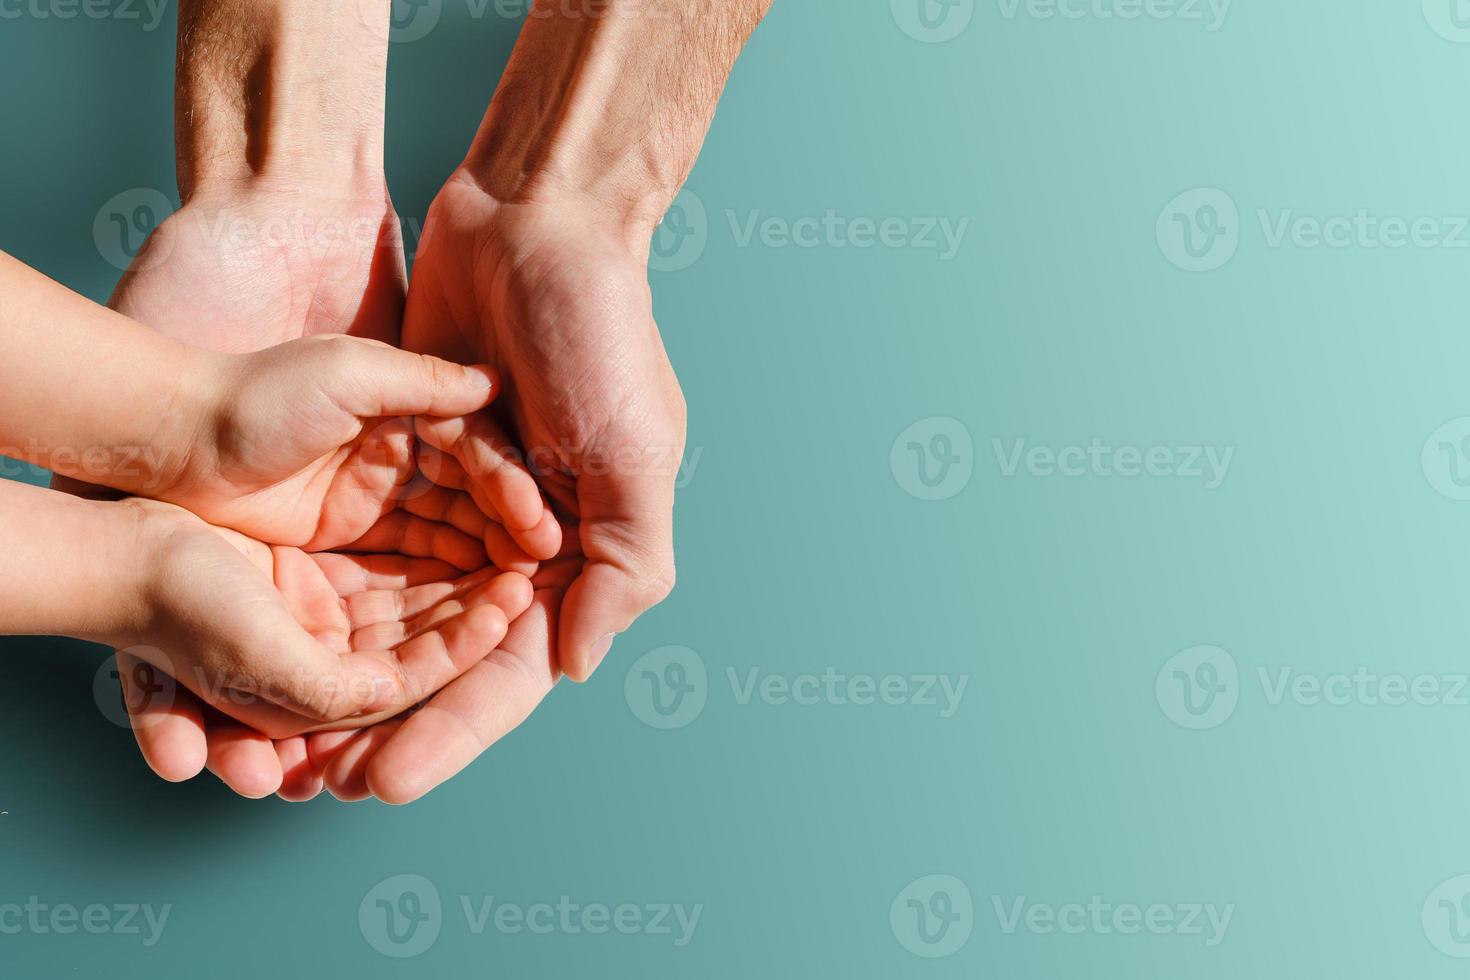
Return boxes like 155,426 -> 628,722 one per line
462,0 -> 771,247
0,481 -> 153,644
0,253 -> 213,490
175,0 -> 391,199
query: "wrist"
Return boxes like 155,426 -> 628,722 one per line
458,0 -> 770,248
176,0 -> 391,201
140,347 -> 231,499
68,497 -> 179,648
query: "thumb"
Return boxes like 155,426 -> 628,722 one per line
203,607 -> 405,723
558,470 -> 678,682
331,340 -> 498,419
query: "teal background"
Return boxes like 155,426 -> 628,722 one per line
7,0 -> 1470,976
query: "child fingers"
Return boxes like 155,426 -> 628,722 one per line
484,523 -> 540,577
343,567 -> 502,630
345,510 -> 489,572
274,737 -> 325,803
397,478 -> 491,542
311,552 -> 462,594
511,508 -> 563,562
117,652 -> 207,783
351,571 -> 532,652
203,711 -> 284,799
363,592 -> 561,805
415,414 -> 549,535
416,442 -> 467,491
361,602 -> 516,705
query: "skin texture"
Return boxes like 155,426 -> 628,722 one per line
311,0 -> 773,803
119,498 -> 533,738
0,248 -> 546,729
0,481 -> 531,733
107,0 -> 770,801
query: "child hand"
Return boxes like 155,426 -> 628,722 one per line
117,497 -> 533,739
142,335 -> 522,556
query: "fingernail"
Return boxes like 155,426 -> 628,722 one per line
588,633 -> 616,675
468,365 -> 496,393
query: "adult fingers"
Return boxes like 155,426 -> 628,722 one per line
364,589 -> 562,805
415,414 -> 561,559
322,721 -> 403,802
557,467 -> 677,682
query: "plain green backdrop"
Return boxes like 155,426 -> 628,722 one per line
8,0 -> 1470,976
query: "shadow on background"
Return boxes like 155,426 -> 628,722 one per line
0,636 -> 299,856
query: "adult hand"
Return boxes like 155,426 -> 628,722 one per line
312,0 -> 772,804
404,183 -> 685,682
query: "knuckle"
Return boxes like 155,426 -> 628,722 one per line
636,558 -> 677,607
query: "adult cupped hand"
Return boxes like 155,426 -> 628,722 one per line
96,181 -> 556,799
298,174 -> 688,804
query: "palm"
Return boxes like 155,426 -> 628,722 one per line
403,174 -> 683,520
299,176 -> 689,804
107,185 -> 516,797
123,511 -> 523,737
112,184 -> 405,351
171,354 -> 429,550
122,526 -> 533,797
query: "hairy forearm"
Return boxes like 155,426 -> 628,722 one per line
175,0 -> 391,199
462,0 -> 771,241
0,253 -> 212,490
0,481 -> 153,643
